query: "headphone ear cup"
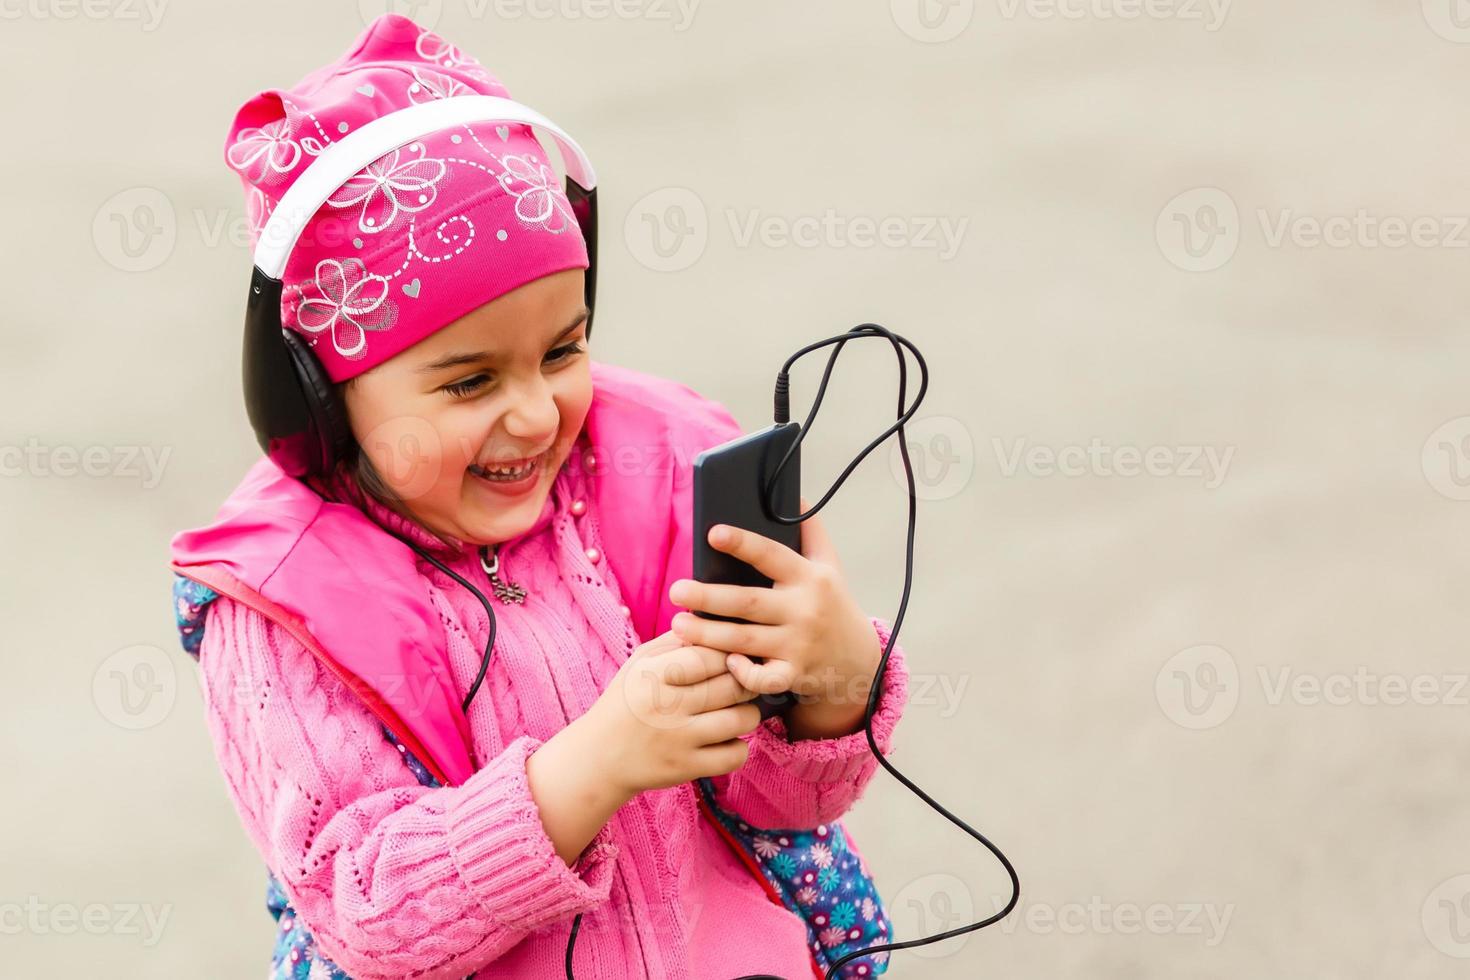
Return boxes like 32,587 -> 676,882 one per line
281,328 -> 353,477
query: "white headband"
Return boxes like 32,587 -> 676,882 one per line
253,95 -> 597,279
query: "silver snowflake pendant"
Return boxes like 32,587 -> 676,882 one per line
479,545 -> 527,604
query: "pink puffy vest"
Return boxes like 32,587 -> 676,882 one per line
168,360 -> 843,979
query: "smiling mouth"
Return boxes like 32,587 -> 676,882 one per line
468,451 -> 545,482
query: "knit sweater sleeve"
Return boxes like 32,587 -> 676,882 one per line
196,594 -> 619,980
706,615 -> 910,831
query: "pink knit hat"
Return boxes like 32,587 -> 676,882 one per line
224,13 -> 589,382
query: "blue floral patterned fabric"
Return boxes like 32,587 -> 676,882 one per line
172,573 -> 218,660
695,777 -> 892,978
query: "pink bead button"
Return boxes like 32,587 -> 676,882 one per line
585,453 -> 598,471
570,499 -> 586,516
585,547 -> 601,564
620,604 -> 631,618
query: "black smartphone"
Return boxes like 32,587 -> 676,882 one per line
693,422 -> 802,719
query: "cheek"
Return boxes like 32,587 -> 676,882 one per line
346,389 -> 474,503
355,412 -> 462,503
554,364 -> 594,445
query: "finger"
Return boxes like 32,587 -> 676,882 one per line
725,652 -> 797,696
690,702 -> 764,746
670,612 -> 781,659
797,495 -> 840,565
657,645 -> 734,686
688,671 -> 761,713
667,579 -> 787,625
695,736 -> 752,777
706,522 -> 805,584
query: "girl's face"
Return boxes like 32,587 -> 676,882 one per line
343,267 -> 592,547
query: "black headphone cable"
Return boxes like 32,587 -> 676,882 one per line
562,324 -> 1020,979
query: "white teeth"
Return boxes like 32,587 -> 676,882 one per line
475,456 -> 538,480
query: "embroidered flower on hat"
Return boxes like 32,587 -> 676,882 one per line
227,119 -> 301,183
415,28 -> 483,77
407,66 -> 471,104
295,257 -> 397,359
328,143 -> 448,236
499,154 -> 576,233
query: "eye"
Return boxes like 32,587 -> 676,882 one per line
545,341 -> 585,364
443,374 -> 488,399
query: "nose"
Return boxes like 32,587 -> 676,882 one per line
500,372 -> 560,451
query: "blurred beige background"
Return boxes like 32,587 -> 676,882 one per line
4,0 -> 1470,975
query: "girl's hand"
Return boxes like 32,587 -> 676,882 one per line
666,497 -> 884,740
578,629 -> 765,798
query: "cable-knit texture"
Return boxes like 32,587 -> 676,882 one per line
195,453 -> 911,979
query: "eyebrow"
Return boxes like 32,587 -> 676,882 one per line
416,309 -> 590,375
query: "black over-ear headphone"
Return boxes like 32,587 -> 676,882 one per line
240,95 -> 599,480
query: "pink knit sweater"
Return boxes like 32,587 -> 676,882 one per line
195,458 -> 910,979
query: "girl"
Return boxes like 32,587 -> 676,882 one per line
171,13 -> 909,979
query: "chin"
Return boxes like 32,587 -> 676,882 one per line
458,469 -> 553,544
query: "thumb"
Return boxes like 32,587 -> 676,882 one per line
726,652 -> 796,696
